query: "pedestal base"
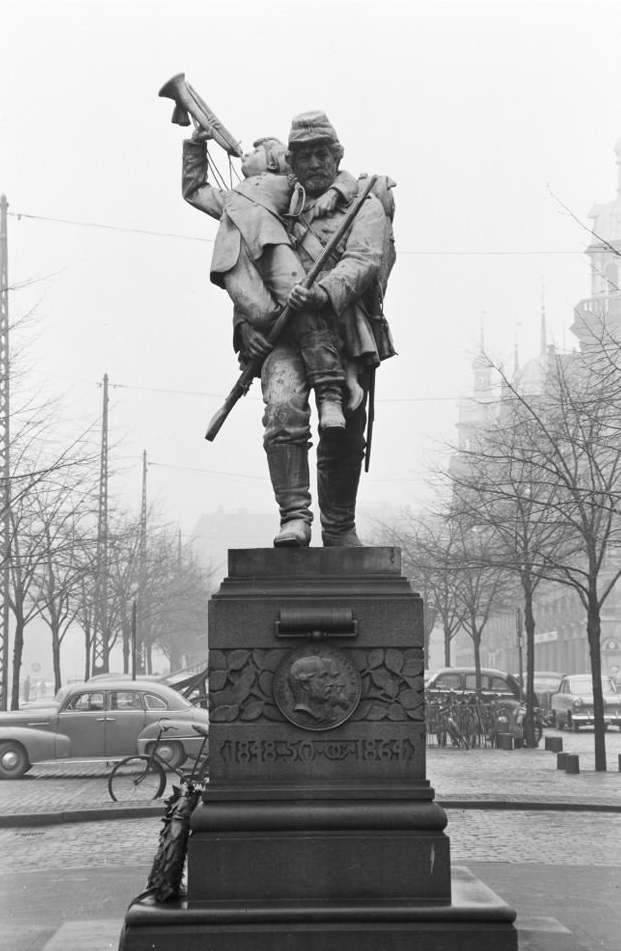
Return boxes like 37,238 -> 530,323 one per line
119,866 -> 517,950
118,549 -> 517,950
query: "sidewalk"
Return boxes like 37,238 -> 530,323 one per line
1,734 -> 620,951
1,732 -> 619,827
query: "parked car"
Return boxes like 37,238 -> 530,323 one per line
426,667 -> 529,703
19,685 -> 72,710
0,679 -> 210,779
551,674 -> 621,731
532,671 -> 564,723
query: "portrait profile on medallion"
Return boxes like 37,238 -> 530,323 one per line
273,645 -> 361,731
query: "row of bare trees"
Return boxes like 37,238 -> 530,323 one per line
4,443 -> 214,709
2,325 -> 214,711
376,321 -> 621,770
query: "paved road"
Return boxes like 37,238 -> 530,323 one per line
1,809 -> 619,951
0,728 -> 619,950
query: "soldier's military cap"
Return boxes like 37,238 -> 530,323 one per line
287,111 -> 341,148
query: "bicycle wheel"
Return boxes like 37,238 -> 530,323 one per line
108,756 -> 166,802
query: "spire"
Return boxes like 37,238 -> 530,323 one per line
540,278 -> 547,357
513,321 -> 521,376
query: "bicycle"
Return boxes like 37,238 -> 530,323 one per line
107,720 -> 209,802
126,724 -> 209,904
429,692 -> 470,749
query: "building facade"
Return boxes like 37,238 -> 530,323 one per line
451,135 -> 621,680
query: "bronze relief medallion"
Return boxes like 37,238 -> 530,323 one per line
273,644 -> 361,731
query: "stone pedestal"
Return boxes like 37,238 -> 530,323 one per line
119,548 -> 517,950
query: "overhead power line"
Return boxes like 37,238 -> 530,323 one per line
109,380 -> 458,403
8,211 -> 581,256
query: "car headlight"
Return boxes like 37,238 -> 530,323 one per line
572,697 -> 583,709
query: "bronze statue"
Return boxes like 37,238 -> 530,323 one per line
182,108 -> 396,548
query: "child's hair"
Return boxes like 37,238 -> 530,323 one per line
252,137 -> 289,174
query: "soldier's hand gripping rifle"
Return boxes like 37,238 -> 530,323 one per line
205,174 -> 378,442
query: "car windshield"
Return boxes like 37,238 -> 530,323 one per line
568,676 -> 615,695
535,677 -> 562,690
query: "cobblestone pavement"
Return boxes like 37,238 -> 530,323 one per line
0,807 -> 619,873
0,727 -> 619,822
0,729 -> 620,951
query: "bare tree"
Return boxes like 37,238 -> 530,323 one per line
445,365 -> 579,745
447,516 -> 516,684
372,509 -> 469,668
33,482 -> 96,693
466,338 -> 621,770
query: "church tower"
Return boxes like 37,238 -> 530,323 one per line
454,317 -> 495,453
571,134 -> 621,348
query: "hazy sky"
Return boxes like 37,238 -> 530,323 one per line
3,0 -> 621,541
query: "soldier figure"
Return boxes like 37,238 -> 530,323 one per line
254,111 -> 395,547
186,110 -> 395,548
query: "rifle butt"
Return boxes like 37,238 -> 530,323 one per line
204,363 -> 258,441
205,405 -> 229,442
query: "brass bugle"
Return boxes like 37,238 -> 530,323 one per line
158,73 -> 243,158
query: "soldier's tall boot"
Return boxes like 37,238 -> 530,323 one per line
317,432 -> 365,547
266,444 -> 313,547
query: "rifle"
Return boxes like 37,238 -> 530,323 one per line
364,366 -> 376,472
205,174 -> 378,442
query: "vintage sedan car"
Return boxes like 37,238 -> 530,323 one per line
532,671 -> 564,722
0,678 -> 209,779
426,666 -> 529,703
551,674 -> 621,731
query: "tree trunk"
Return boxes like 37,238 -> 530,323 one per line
523,580 -> 537,748
587,596 -> 607,771
473,631 -> 482,689
83,624 -> 91,681
51,627 -> 62,694
10,617 -> 25,710
443,623 -> 451,666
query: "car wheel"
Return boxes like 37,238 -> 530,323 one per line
152,740 -> 186,771
0,742 -> 30,779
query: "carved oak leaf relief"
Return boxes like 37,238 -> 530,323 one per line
208,647 -> 424,724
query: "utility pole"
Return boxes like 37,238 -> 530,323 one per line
92,374 -> 110,675
0,196 -> 10,710
137,450 -> 148,674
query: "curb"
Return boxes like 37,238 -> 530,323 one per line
1,797 -> 620,828
0,804 -> 163,828
437,798 -> 621,813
